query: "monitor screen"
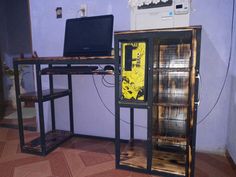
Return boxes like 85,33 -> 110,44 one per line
63,15 -> 114,57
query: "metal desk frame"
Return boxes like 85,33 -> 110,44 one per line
14,56 -> 114,156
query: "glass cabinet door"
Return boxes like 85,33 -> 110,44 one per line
120,131 -> 148,169
152,43 -> 192,176
119,109 -> 148,169
118,40 -> 148,170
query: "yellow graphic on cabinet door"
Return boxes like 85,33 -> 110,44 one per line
121,42 -> 146,101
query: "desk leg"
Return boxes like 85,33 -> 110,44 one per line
115,40 -> 120,167
67,64 -> 74,134
36,64 -> 46,155
115,105 -> 120,168
14,62 -> 25,148
147,106 -> 152,170
49,64 -> 56,131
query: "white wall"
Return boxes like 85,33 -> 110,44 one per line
29,0 -> 235,152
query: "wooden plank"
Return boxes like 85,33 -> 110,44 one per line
19,89 -> 70,102
14,55 -> 114,62
152,150 -> 186,175
115,26 -> 202,35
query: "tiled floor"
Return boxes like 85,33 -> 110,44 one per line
0,127 -> 235,177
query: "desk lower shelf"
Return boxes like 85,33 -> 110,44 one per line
41,66 -> 114,75
22,130 -> 73,155
19,89 -> 70,102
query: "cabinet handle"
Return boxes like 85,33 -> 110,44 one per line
195,73 -> 201,106
195,100 -> 200,106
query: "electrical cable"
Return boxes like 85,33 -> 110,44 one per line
100,78 -> 113,88
197,0 -> 235,125
99,65 -> 115,87
101,76 -> 114,88
98,64 -> 103,69
101,78 -> 114,88
102,75 -> 115,86
92,75 -> 147,129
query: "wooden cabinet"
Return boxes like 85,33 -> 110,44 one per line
115,26 -> 201,177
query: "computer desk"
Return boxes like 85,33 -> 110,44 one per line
13,56 -> 114,156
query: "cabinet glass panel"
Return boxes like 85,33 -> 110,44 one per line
120,109 -> 147,169
152,106 -> 187,175
157,106 -> 187,138
159,44 -> 191,69
120,140 -> 147,169
152,139 -> 186,175
152,43 -> 191,175
153,43 -> 191,105
158,71 -> 189,105
120,42 -> 147,102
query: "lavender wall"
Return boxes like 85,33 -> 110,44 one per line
29,0 -> 133,138
227,0 -> 236,163
29,0 -> 234,152
29,0 -> 129,58
190,0 -> 234,153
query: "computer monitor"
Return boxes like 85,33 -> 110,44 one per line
63,15 -> 114,57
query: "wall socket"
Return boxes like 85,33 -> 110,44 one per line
56,7 -> 62,18
80,4 -> 87,17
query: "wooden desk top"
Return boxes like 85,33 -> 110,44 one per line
14,55 -> 115,65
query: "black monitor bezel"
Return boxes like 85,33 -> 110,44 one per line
63,15 -> 114,57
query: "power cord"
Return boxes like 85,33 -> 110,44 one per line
98,65 -> 115,88
92,75 -> 147,129
101,78 -> 114,88
197,0 -> 235,125
101,75 -> 115,88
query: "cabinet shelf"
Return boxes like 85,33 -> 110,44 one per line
22,130 -> 73,155
158,119 -> 186,136
153,136 -> 186,175
159,118 -> 186,122
153,136 -> 187,154
153,102 -> 189,107
155,135 -> 186,143
19,89 -> 70,102
118,101 -> 148,108
152,150 -> 186,176
153,95 -> 189,106
154,68 -> 190,72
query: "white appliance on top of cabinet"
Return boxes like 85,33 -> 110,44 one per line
130,0 -> 191,30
